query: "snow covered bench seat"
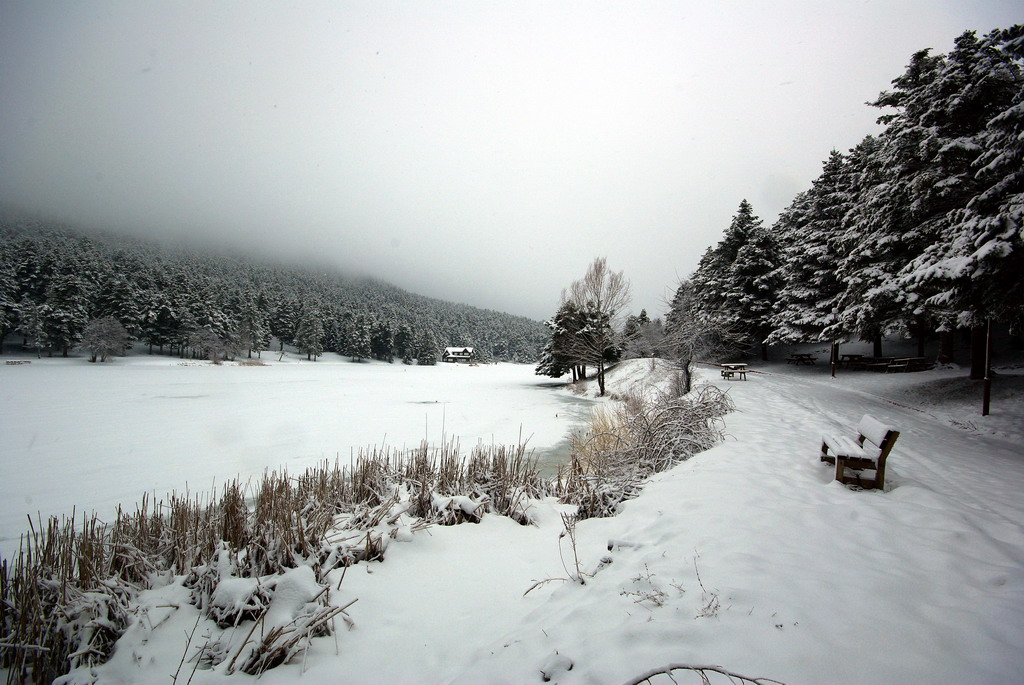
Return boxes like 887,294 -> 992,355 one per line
819,415 -> 900,490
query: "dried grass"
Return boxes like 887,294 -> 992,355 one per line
0,440 -> 552,683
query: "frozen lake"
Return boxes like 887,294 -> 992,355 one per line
0,354 -> 592,554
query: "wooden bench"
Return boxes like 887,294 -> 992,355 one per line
819,415 -> 900,490
886,360 -> 910,373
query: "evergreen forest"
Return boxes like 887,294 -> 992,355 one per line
668,27 -> 1023,371
0,218 -> 548,364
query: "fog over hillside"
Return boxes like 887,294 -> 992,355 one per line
2,2 -> 1020,320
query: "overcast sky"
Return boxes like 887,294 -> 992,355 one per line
1,1 -> 1020,320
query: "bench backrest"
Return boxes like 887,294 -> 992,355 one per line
857,414 -> 895,448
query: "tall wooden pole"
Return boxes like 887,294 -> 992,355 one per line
831,308 -> 839,379
982,318 -> 992,416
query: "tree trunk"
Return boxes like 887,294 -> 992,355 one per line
760,341 -> 768,361
872,333 -> 883,358
597,362 -> 606,396
969,324 -> 987,380
938,330 -> 954,364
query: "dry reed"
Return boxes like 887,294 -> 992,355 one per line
1,440 -> 549,684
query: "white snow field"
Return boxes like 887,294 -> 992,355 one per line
0,354 -> 594,556
4,352 -> 1024,684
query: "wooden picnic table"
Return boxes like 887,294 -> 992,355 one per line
887,357 -> 934,373
859,357 -> 894,371
786,353 -> 816,365
720,363 -> 747,380
839,353 -> 863,369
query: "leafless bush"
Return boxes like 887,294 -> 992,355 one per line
79,317 -> 128,362
559,383 -> 733,520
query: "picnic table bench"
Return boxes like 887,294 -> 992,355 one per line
720,363 -> 747,380
850,356 -> 936,372
786,353 -> 816,365
839,353 -> 864,368
819,414 -> 900,490
887,357 -> 935,373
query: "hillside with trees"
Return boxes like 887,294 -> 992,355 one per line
0,218 -> 547,364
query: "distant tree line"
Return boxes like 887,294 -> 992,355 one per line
664,26 -> 1023,377
0,221 -> 547,363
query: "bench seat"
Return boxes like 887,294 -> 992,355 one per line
821,434 -> 873,460
820,415 -> 899,490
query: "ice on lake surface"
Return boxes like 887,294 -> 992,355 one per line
0,354 -> 593,554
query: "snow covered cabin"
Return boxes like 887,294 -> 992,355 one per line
442,346 -> 475,363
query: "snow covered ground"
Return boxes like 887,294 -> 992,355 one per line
0,353 -> 594,556
5,352 -> 1024,683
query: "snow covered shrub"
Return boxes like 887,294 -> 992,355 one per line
560,383 -> 733,520
209,575 -> 273,629
231,567 -> 347,675
186,544 -> 274,628
79,316 -> 128,362
54,581 -> 132,673
431,494 -> 485,524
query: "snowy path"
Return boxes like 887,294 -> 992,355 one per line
747,367 -> 1024,535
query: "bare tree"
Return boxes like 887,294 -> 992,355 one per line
561,257 -> 631,396
80,316 -> 129,362
188,327 -> 226,364
660,281 -> 745,394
